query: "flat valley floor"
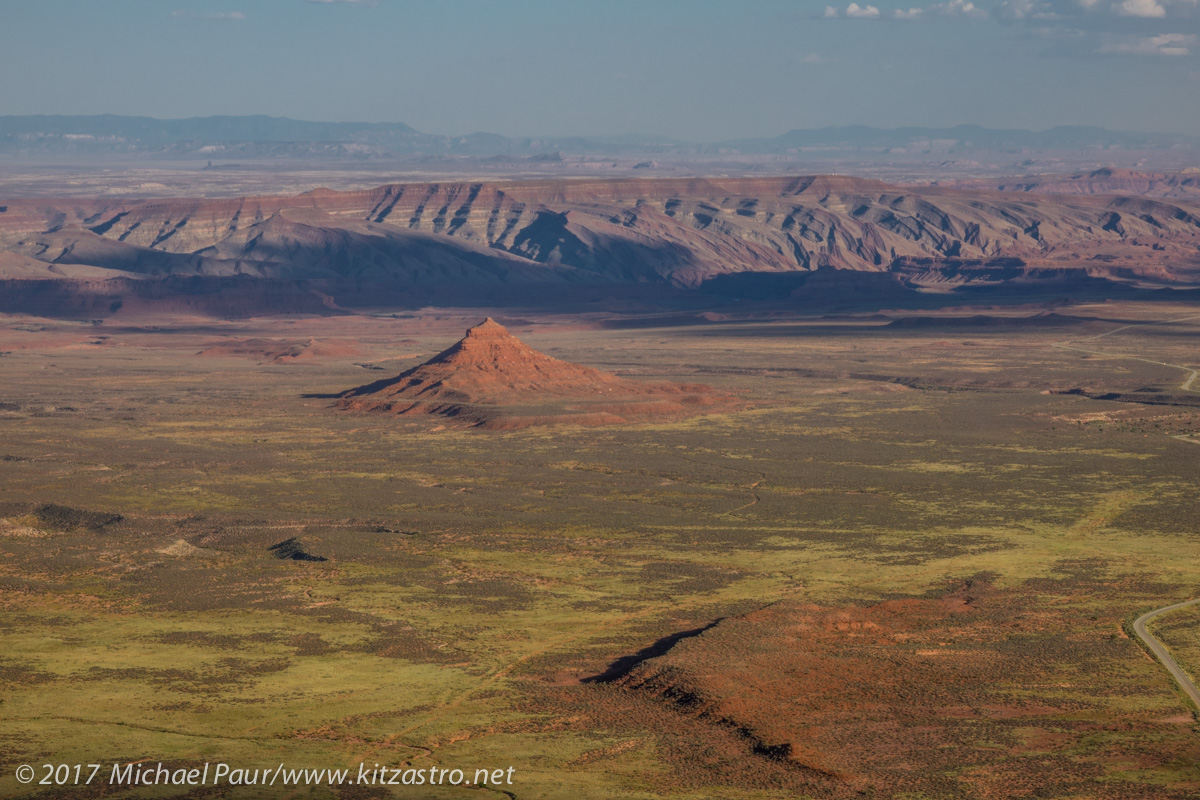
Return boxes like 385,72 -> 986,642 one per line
2,301 -> 1199,799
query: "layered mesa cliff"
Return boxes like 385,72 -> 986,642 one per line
338,318 -> 732,429
2,175 -> 1200,310
951,168 -> 1200,200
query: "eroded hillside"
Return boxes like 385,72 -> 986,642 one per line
2,176 -> 1200,308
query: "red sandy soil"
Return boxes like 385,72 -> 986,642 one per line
566,581 -> 1200,798
337,318 -> 735,429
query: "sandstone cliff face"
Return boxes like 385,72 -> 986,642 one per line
3,175 -> 1200,289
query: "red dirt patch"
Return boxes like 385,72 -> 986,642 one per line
541,580 -> 1200,797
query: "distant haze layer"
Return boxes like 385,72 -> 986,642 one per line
1,116 -> 1196,159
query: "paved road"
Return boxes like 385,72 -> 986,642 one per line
1132,598 -> 1200,712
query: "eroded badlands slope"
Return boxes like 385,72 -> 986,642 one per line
2,175 -> 1200,315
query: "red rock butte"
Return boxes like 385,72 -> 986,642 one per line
337,318 -> 734,429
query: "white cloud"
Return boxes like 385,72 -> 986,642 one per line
825,3 -> 883,18
846,3 -> 881,17
1114,0 -> 1200,15
935,0 -> 989,16
308,0 -> 379,4
1002,0 -> 1032,18
798,52 -> 825,63
1113,0 -> 1166,16
1100,32 -> 1196,53
1003,0 -> 1198,23
827,0 -> 988,22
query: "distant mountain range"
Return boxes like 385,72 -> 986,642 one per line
1,115 -> 1196,159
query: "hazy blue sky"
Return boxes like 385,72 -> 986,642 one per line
1,0 -> 1198,138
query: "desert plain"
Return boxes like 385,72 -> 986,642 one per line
1,292 -> 1199,799
6,0 -> 1200,789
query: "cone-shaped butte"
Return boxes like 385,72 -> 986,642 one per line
337,318 -> 736,429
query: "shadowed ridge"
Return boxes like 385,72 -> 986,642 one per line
7,174 -> 1200,300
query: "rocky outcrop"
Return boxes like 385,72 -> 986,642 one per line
337,318 -> 733,429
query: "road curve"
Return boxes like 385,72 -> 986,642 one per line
1132,598 -> 1200,712
1051,311 -> 1200,394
